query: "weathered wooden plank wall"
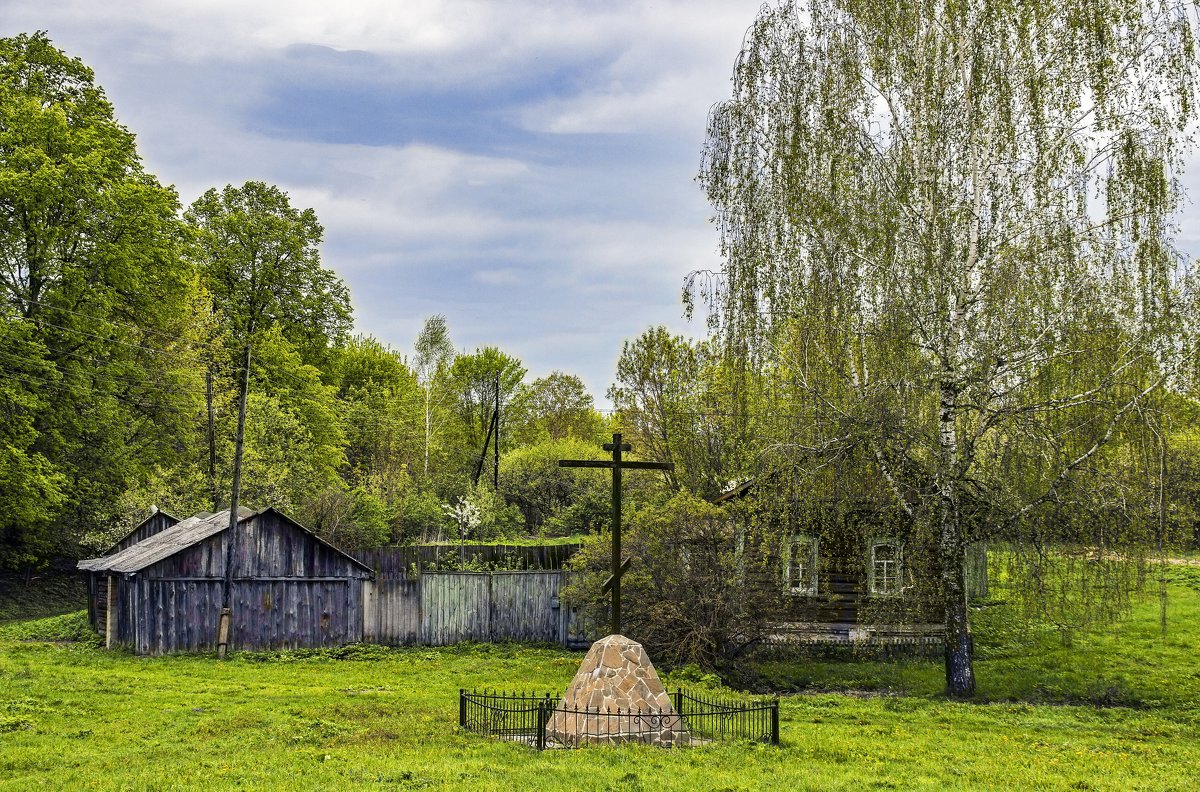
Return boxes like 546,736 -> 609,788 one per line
120,511 -> 370,655
130,577 -> 367,655
363,578 -> 420,644
489,572 -> 562,643
368,570 -> 582,647
97,521 -> 582,654
111,511 -> 178,554
88,511 -> 180,629
422,573 -> 491,644
90,575 -> 106,632
134,578 -> 223,655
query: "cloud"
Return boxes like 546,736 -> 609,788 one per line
474,269 -> 522,286
14,0 -> 1193,410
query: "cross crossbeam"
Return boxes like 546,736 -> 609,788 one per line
559,432 -> 673,635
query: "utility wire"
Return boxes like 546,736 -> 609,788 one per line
1,287 -> 198,344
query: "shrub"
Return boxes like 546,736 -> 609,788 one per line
563,492 -> 779,668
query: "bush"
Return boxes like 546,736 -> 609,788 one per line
498,439 -> 608,532
398,489 -> 452,542
563,492 -> 778,668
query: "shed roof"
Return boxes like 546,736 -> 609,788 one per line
77,507 -> 372,576
101,506 -> 182,556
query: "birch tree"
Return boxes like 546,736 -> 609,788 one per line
413,314 -> 454,478
699,0 -> 1198,696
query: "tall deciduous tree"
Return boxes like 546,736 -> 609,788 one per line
450,346 -> 526,479
0,32 -> 198,564
413,315 -> 454,478
509,371 -> 605,443
185,181 -> 350,644
609,327 -> 752,497
699,1 -> 1198,696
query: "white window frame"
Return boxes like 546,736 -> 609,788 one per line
784,534 -> 819,596
869,538 -> 903,596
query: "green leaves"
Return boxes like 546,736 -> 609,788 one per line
0,32 -> 198,565
186,181 -> 349,346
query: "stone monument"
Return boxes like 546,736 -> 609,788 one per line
546,634 -> 688,747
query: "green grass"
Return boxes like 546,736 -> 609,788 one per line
1,580 -> 1199,790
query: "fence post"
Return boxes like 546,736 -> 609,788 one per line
459,688 -> 467,729
770,697 -> 780,745
673,688 -> 683,715
536,697 -> 549,750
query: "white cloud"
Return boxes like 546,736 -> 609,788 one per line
474,268 -> 521,286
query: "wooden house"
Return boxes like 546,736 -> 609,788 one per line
78,507 -> 373,655
715,481 -> 987,644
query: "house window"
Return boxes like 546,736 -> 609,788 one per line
785,535 -> 818,596
870,540 -> 902,595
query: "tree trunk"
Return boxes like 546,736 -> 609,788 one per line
941,528 -> 975,697
206,369 -> 218,510
225,340 -> 253,588
938,381 -> 975,697
424,384 -> 431,478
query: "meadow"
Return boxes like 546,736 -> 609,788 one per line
1,572 -> 1198,791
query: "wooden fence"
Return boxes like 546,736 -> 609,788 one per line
362,570 -> 588,648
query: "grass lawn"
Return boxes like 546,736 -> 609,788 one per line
1,574 -> 1198,790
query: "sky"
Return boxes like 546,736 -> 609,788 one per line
1,0 -> 770,407
2,1 -> 1199,408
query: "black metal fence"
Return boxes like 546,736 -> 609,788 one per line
458,688 -> 780,749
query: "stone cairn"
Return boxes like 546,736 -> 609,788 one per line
546,634 -> 688,747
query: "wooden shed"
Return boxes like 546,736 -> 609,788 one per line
85,506 -> 181,633
78,507 -> 373,655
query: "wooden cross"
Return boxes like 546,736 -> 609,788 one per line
559,432 -> 674,635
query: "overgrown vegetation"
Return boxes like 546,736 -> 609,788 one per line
689,0 -> 1200,696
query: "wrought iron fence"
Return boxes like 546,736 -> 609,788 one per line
458,688 -> 780,749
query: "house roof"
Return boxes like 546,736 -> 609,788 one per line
713,478 -> 756,505
77,507 -> 372,576
101,506 -> 182,556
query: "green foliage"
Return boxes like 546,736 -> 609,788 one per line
449,346 -> 526,463
186,181 -> 350,346
397,488 -> 453,543
609,327 -> 753,499
0,610 -> 97,645
0,36 -> 639,567
0,32 -> 200,565
508,372 -> 607,444
0,572 -> 84,623
565,492 -> 778,667
696,0 -> 1200,695
449,484 -> 524,542
498,438 -> 609,534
